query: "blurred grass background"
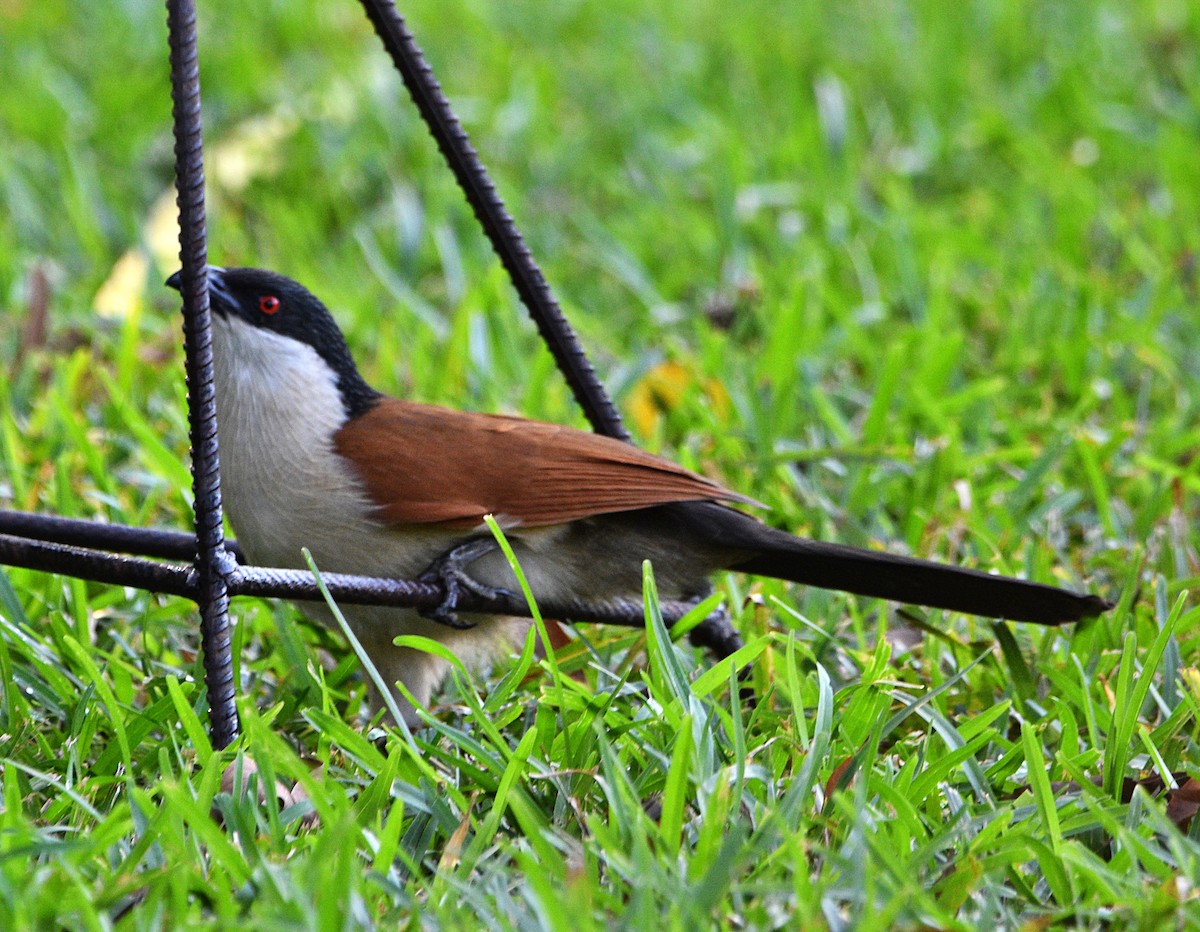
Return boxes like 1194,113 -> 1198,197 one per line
1,0 -> 1199,926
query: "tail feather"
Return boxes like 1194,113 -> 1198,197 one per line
728,528 -> 1109,625
646,502 -> 1109,625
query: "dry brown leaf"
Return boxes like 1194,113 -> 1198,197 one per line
1166,777 -> 1200,833
437,792 -> 477,871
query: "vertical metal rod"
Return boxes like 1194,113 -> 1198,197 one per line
166,0 -> 239,748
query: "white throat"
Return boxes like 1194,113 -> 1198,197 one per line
209,313 -> 373,568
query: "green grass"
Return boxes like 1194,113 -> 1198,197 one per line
2,0 -> 1199,926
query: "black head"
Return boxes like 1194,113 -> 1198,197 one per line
166,266 -> 380,417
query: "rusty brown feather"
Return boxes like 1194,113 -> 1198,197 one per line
334,398 -> 758,530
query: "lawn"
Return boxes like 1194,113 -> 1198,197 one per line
1,0 -> 1199,927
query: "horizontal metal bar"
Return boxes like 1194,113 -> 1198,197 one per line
0,527 -> 697,627
0,509 -> 243,562
232,565 -> 695,626
0,534 -> 198,598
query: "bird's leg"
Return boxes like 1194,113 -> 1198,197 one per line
417,537 -> 516,629
685,594 -> 744,659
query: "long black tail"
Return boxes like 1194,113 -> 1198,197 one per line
666,501 -> 1110,625
728,527 -> 1109,624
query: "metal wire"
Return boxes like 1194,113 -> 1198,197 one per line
357,0 -> 631,443
166,0 -> 238,749
0,510 -> 243,562
0,2 -> 745,750
355,0 -> 744,659
235,565 -> 703,628
0,535 -> 198,600
0,532 -> 702,629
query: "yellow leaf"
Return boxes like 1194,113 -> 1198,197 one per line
93,250 -> 149,320
210,112 -> 299,193
1182,667 -> 1200,704
628,359 -> 731,437
145,111 -> 300,279
144,189 -> 181,276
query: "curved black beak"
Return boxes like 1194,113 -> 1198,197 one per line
165,266 -> 232,312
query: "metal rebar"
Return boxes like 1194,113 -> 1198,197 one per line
355,0 -> 743,658
166,0 -> 239,748
233,564 -> 698,626
0,532 -> 701,629
356,0 -> 631,443
0,535 -> 199,599
0,509 -> 243,562
0,5 -> 743,690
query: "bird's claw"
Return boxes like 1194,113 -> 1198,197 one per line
417,565 -> 478,629
417,538 -> 514,630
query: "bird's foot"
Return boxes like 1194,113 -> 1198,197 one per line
684,596 -> 743,657
417,538 -> 515,629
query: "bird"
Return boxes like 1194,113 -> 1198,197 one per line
166,266 -> 1109,724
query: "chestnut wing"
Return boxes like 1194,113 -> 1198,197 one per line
333,398 -> 754,530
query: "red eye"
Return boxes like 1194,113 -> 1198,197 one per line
259,295 -> 280,315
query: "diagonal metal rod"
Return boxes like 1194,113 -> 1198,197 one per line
166,0 -> 239,749
357,0 -> 631,443
355,0 -> 744,659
